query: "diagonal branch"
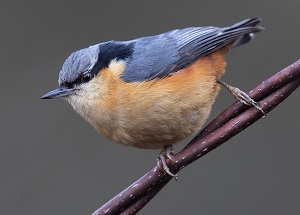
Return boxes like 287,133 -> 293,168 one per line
92,59 -> 300,215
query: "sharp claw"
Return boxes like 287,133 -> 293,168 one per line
166,153 -> 176,162
252,102 -> 266,117
165,145 -> 176,162
217,79 -> 266,117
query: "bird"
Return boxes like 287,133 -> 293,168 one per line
41,18 -> 264,178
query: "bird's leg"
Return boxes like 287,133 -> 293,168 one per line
156,145 -> 178,180
217,79 -> 266,116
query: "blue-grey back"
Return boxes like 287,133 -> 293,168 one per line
121,18 -> 262,82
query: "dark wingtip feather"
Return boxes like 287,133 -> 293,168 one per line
229,18 -> 264,48
229,18 -> 262,29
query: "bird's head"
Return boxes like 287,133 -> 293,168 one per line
41,41 -> 134,102
41,44 -> 100,100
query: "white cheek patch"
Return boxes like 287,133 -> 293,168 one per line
108,59 -> 126,76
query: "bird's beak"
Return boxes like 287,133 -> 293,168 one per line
41,88 -> 75,99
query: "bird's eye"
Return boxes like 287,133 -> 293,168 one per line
73,70 -> 93,86
81,72 -> 92,83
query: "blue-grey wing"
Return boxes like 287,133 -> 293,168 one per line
121,18 -> 262,83
121,35 -> 180,82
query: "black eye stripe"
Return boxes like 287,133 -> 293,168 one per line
74,70 -> 92,85
62,82 -> 73,89
62,70 -> 93,88
82,72 -> 92,82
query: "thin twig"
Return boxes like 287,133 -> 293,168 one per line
92,59 -> 300,215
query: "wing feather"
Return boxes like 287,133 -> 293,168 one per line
121,18 -> 263,82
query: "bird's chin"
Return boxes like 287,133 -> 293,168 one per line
64,94 -> 76,103
64,93 -> 88,115
62,96 -> 70,101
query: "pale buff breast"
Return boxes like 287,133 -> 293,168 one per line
67,52 -> 227,149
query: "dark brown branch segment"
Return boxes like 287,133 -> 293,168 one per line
92,59 -> 300,215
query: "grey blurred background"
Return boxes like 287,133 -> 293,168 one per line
1,1 -> 300,214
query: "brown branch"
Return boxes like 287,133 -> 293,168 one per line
92,59 -> 300,215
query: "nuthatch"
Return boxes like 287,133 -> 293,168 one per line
42,18 -> 264,177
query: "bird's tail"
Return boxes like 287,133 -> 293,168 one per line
228,18 -> 264,48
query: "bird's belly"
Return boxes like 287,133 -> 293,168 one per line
109,103 -> 211,149
93,77 -> 220,149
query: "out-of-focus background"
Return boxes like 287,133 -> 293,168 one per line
1,1 -> 300,214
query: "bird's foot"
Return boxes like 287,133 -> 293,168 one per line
217,79 -> 266,117
156,145 -> 178,180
